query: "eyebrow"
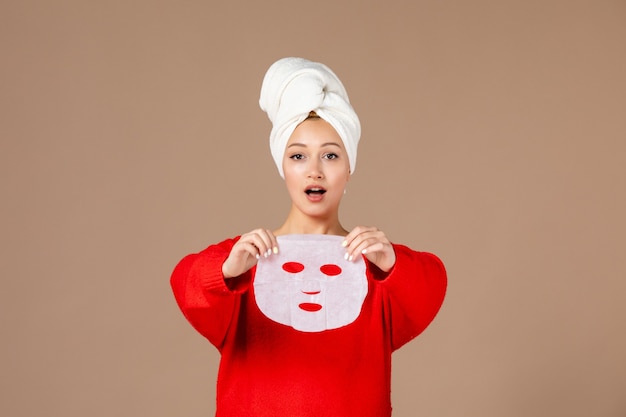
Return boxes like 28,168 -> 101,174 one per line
287,142 -> 342,149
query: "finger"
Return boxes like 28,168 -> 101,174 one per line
235,233 -> 259,258
360,241 -> 386,256
232,238 -> 260,260
267,230 -> 279,254
349,233 -> 392,263
248,233 -> 271,258
342,226 -> 376,249
346,236 -> 381,261
246,240 -> 264,260
239,230 -> 267,257
252,228 -> 280,257
257,228 -> 279,256
345,231 -> 384,259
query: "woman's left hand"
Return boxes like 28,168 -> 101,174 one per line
342,226 -> 396,272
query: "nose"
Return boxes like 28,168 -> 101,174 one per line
307,159 -> 324,179
301,280 -> 321,295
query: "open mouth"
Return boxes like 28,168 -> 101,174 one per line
299,302 -> 322,312
305,187 -> 326,196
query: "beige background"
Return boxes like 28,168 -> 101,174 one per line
1,1 -> 625,416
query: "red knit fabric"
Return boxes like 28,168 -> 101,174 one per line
171,237 -> 447,417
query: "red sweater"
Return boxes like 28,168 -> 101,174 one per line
170,236 -> 447,417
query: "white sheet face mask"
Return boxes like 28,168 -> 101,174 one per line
254,235 -> 368,332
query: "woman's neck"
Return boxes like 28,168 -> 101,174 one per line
274,206 -> 348,236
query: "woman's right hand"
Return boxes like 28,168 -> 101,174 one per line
221,228 -> 279,278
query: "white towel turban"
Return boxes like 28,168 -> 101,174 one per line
259,57 -> 361,178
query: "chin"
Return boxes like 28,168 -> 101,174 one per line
306,207 -> 341,220
290,194 -> 341,218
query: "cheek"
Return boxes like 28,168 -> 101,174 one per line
337,162 -> 351,181
282,165 -> 297,185
284,176 -> 299,195
283,161 -> 307,179
330,171 -> 350,189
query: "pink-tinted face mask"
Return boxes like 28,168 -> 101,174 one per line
254,234 -> 368,332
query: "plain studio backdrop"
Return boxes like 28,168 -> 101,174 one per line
1,1 -> 625,416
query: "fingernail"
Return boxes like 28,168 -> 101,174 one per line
348,255 -> 354,262
344,252 -> 349,260
341,240 -> 348,247
273,246 -> 279,254
256,254 -> 260,260
362,249 -> 368,254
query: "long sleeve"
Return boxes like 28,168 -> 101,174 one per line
170,237 -> 252,350
370,243 -> 447,351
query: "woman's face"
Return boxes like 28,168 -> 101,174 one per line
282,118 -> 351,220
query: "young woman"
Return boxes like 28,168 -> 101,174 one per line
171,57 -> 447,417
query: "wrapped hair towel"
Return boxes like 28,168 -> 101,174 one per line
259,57 -> 361,178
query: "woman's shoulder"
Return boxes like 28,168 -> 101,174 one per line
391,242 -> 446,269
199,235 -> 242,252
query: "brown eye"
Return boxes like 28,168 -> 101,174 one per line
282,262 -> 305,273
320,264 -> 342,276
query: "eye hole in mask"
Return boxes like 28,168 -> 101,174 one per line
320,264 -> 342,276
282,262 -> 305,274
